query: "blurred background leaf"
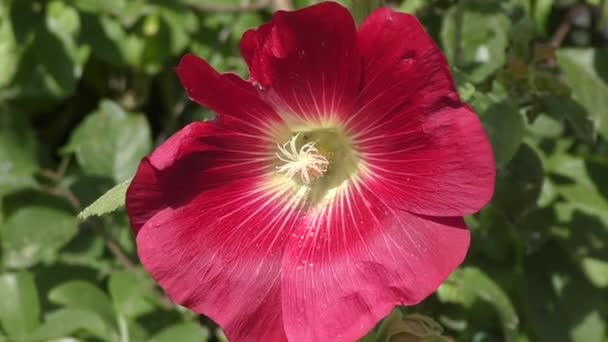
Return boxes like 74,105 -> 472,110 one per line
0,272 -> 40,340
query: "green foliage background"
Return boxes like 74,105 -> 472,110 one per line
1,0 -> 608,341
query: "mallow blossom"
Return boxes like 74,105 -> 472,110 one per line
126,2 -> 495,341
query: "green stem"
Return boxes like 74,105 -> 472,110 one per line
118,314 -> 130,342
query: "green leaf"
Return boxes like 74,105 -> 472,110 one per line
549,156 -> 608,288
140,14 -> 174,74
79,12 -> 141,67
47,1 -> 81,36
532,0 -> 553,35
512,206 -> 556,254
545,153 -> 588,185
122,316 -> 150,342
349,0 -> 384,25
78,178 -> 130,219
526,113 -> 564,139
474,205 -> 519,262
4,1 -> 88,100
0,2 -> 19,88
74,0 -> 126,15
548,154 -> 608,223
399,0 -> 427,14
109,270 -> 155,319
30,308 -> 114,341
48,281 -> 114,323
441,0 -> 510,83
437,267 -> 519,341
57,233 -> 112,273
580,257 -> 608,288
1,206 -> 78,269
557,48 -> 608,139
78,0 -> 193,72
537,95 -> 595,143
139,1 -> 196,73
231,12 -> 263,44
63,100 -> 151,182
523,242 -> 606,342
151,322 -> 208,342
453,68 -> 477,102
0,112 -> 39,197
0,272 -> 40,340
481,101 -> 525,167
493,143 -> 544,217
509,16 -> 534,60
556,184 -> 608,222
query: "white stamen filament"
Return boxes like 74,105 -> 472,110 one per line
276,133 -> 329,184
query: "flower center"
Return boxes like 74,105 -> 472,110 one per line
272,126 -> 361,206
276,133 -> 330,184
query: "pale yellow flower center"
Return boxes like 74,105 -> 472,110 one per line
276,133 -> 330,184
270,126 -> 363,208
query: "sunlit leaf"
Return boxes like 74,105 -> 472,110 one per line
0,112 -> 39,197
523,242 -> 606,342
0,2 -> 19,89
151,322 -> 208,342
0,272 -> 40,340
109,270 -> 156,319
557,48 -> 608,139
438,267 -> 519,341
49,280 -> 114,322
1,206 -> 78,269
5,1 -> 89,100
30,308 -> 114,341
442,0 -> 510,83
63,100 -> 151,183
78,179 -> 130,220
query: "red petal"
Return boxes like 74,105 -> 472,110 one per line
348,8 -> 458,133
126,121 -> 275,233
136,180 -> 302,341
126,122 -> 218,233
281,184 -> 470,342
359,105 -> 495,216
347,8 -> 495,216
126,159 -> 163,234
240,2 -> 361,121
176,54 -> 284,133
127,112 -> 297,340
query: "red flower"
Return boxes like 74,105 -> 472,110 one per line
126,2 -> 495,341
